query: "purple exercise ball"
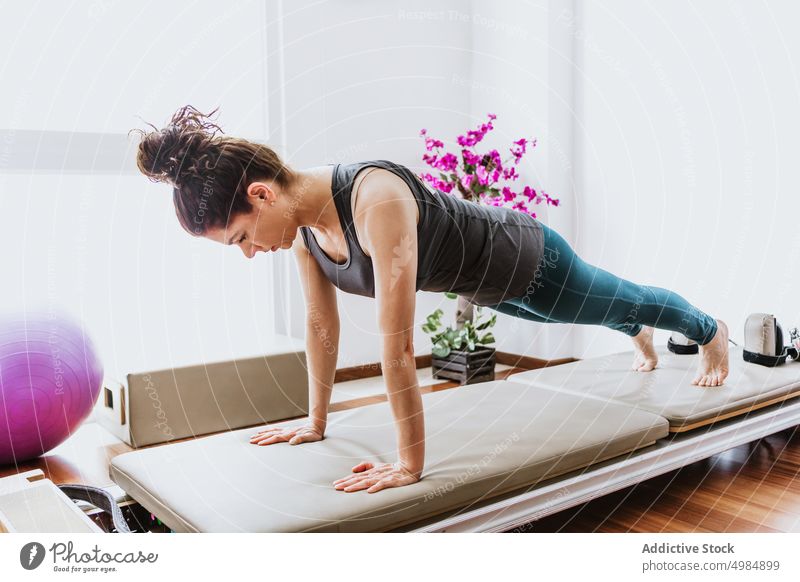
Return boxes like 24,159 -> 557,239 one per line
0,312 -> 103,466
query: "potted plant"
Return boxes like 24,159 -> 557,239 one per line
421,293 -> 498,385
417,113 -> 561,381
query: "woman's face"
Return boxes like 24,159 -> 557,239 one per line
204,181 -> 297,258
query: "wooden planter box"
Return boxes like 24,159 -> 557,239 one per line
431,346 -> 496,385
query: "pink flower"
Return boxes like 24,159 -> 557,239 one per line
541,191 -> 560,206
425,137 -> 444,151
510,138 -> 528,164
418,115 -> 557,219
421,172 -> 456,193
456,115 -> 496,147
462,148 -> 481,166
457,130 -> 484,147
475,164 -> 489,186
481,192 -> 502,206
437,152 -> 458,172
502,166 -> 519,181
522,186 -> 536,201
512,200 -> 529,213
487,149 -> 503,171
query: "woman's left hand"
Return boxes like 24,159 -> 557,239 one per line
333,461 -> 420,493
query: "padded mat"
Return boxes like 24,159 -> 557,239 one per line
505,346 -> 800,431
109,379 -> 667,532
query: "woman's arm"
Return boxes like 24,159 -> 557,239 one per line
293,236 -> 340,432
332,170 -> 425,493
250,238 -> 339,447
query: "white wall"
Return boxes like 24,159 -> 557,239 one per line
465,0 -> 800,362
0,1 -> 280,380
0,0 -> 267,138
572,0 -> 800,358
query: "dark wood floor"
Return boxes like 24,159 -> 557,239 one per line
510,425 -> 800,533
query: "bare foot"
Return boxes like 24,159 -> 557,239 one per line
631,326 -> 658,371
691,319 -> 730,387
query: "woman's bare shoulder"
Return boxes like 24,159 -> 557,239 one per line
351,167 -> 418,218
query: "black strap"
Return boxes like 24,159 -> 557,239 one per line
57,484 -> 131,533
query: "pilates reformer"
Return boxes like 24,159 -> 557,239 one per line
107,313 -> 800,533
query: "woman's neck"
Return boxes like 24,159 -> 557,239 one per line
292,165 -> 339,235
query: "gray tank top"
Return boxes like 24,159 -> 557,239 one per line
299,159 -> 544,306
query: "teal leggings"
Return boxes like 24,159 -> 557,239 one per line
484,221 -> 719,345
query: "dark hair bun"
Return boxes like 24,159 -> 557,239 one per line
130,105 -> 224,185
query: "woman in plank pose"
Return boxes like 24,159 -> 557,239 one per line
132,106 -> 729,494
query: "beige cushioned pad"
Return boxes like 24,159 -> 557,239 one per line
506,346 -> 800,431
109,379 -> 667,532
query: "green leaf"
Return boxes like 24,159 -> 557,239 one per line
421,323 -> 435,334
425,309 -> 445,329
479,332 -> 496,345
467,338 -> 475,351
444,292 -> 458,300
432,341 -> 450,358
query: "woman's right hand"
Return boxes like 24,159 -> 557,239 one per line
249,424 -> 325,446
